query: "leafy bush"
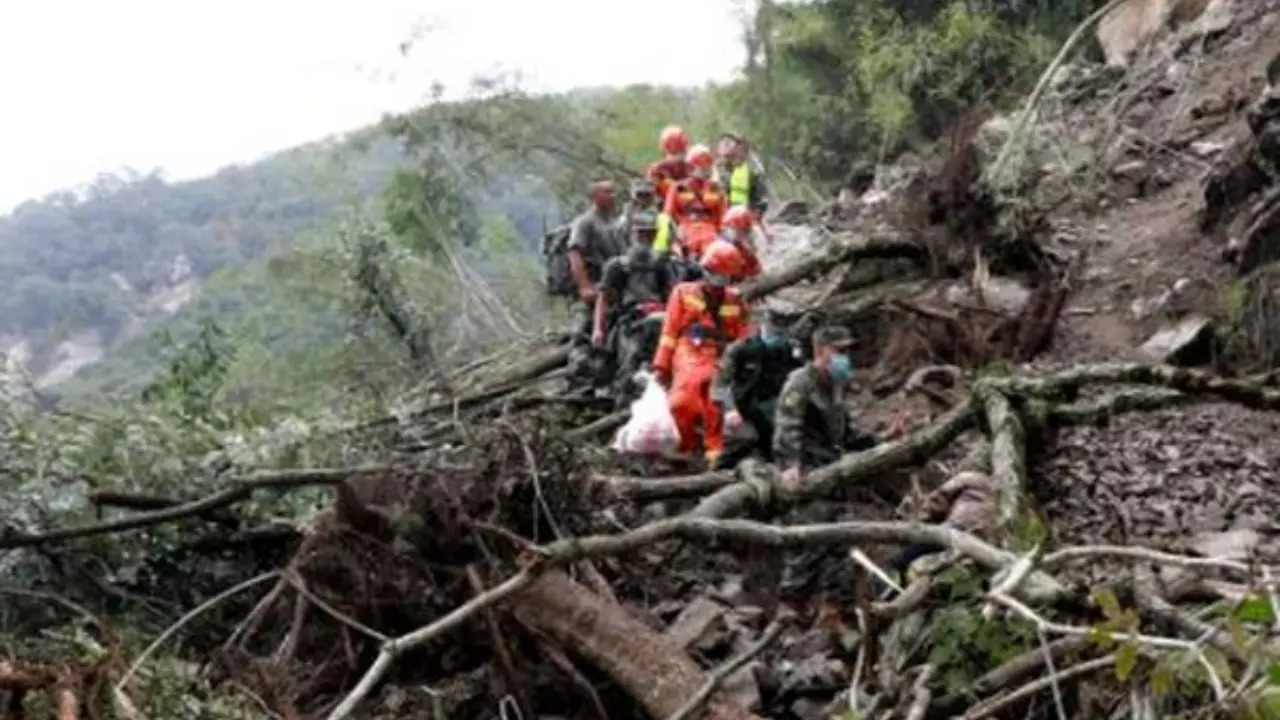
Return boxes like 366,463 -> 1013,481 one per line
724,0 -> 1094,189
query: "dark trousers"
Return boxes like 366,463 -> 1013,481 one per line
711,396 -> 777,470
568,303 -> 602,383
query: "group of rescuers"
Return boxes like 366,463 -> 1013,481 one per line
557,125 -> 916,494
560,125 -> 999,584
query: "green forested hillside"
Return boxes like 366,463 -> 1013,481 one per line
0,134 -> 403,343
2,0 -> 1100,410
5,83 -> 729,407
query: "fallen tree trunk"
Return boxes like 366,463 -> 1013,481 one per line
463,345 -> 571,395
977,385 -> 1033,536
691,395 -> 981,519
351,345 -> 572,436
513,570 -> 763,720
989,362 -> 1280,408
742,232 -> 925,301
595,471 -> 737,501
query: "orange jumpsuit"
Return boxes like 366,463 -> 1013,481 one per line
663,178 -> 727,259
647,157 -> 690,202
652,281 -> 751,462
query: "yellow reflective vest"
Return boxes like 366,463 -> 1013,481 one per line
654,212 -> 675,254
728,164 -> 752,207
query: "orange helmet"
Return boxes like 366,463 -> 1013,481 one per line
687,144 -> 714,170
723,206 -> 754,232
701,239 -> 747,278
659,125 -> 689,155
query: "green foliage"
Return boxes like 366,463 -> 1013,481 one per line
726,0 -> 1098,188
1008,509 -> 1049,551
140,319 -> 236,423
1086,587 -> 1145,682
383,162 -> 479,258
925,565 -> 1038,694
1235,594 -> 1279,625
1080,587 -> 1280,717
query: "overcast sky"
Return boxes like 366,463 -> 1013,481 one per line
0,0 -> 745,212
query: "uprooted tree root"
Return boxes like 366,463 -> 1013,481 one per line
0,595 -> 144,720
763,116 -> 1073,389
214,423 -> 613,718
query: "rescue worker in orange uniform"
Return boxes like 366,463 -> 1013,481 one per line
660,144 -> 727,259
720,206 -> 763,280
648,126 -> 690,257
648,125 -> 690,201
651,240 -> 752,465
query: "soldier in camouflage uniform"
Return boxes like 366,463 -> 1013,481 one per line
773,326 -> 906,490
614,179 -> 658,239
593,209 -> 677,400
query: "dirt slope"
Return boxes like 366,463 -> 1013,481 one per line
1022,0 -> 1280,547
1048,0 -> 1280,361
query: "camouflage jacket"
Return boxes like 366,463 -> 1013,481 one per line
772,363 -> 879,470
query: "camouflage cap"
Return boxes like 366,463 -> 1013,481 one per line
629,209 -> 659,231
812,325 -> 853,348
630,179 -> 655,196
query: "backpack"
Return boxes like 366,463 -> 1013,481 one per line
541,223 -> 576,297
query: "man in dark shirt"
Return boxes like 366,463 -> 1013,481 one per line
593,209 -> 676,398
709,301 -> 803,469
567,180 -> 622,381
568,180 -> 622,296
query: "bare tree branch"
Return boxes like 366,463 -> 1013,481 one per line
0,468 -> 381,550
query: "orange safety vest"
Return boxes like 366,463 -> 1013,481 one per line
648,158 -> 690,205
652,282 -> 750,376
683,221 -> 720,259
662,178 -> 726,258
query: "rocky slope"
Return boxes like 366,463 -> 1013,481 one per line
0,253 -> 200,389
1001,0 -> 1280,549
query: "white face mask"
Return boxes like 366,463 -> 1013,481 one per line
704,272 -> 729,287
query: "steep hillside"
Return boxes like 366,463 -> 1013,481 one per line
0,131 -> 406,387
0,84 -> 722,398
